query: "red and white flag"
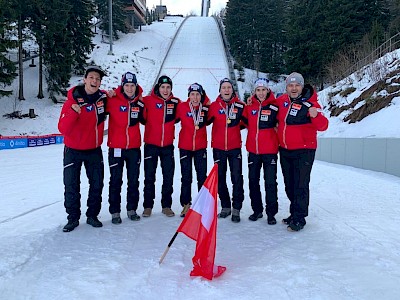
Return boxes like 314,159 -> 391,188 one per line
177,163 -> 226,280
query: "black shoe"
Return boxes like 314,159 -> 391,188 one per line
287,221 -> 304,232
249,212 -> 263,221
282,215 -> 292,225
63,220 -> 79,232
231,209 -> 240,223
111,213 -> 122,224
267,216 -> 277,225
87,217 -> 103,228
231,215 -> 241,223
218,208 -> 231,218
127,210 -> 141,221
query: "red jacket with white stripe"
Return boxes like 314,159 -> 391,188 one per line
106,85 -> 144,149
208,95 -> 245,151
242,93 -> 279,154
58,85 -> 107,150
143,89 -> 181,147
276,84 -> 328,150
176,96 -> 210,151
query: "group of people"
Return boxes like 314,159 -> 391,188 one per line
58,65 -> 328,233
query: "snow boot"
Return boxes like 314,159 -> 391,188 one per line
218,208 -> 231,218
142,208 -> 152,217
63,220 -> 79,232
111,213 -> 122,224
287,220 -> 305,232
180,204 -> 190,217
127,210 -> 140,221
282,215 -> 293,225
267,216 -> 277,225
86,216 -> 103,228
249,212 -> 263,221
162,207 -> 175,217
231,208 -> 240,223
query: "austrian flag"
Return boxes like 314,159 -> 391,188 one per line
177,163 -> 226,280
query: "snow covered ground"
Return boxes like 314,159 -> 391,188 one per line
1,16 -> 400,299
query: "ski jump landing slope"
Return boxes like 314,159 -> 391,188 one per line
159,16 -> 230,100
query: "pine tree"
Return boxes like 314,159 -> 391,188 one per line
41,0 -> 74,102
95,0 -> 128,40
0,0 -> 18,97
68,0 -> 96,74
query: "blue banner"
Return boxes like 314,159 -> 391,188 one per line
0,138 -> 28,150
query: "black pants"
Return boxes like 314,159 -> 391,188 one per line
108,148 -> 141,214
279,147 -> 316,224
213,148 -> 244,210
63,146 -> 104,221
143,144 -> 174,209
179,148 -> 207,206
248,152 -> 278,217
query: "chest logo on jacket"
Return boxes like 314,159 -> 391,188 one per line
120,106 -> 127,112
156,103 -> 163,109
218,109 -> 225,114
86,105 -> 94,112
251,110 -> 258,115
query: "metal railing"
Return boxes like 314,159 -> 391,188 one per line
345,32 -> 400,78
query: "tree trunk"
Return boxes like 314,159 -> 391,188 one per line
18,15 -> 25,101
37,40 -> 44,99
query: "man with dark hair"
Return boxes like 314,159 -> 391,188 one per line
58,65 -> 108,232
142,75 -> 181,217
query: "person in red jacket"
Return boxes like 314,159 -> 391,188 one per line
58,66 -> 108,232
106,72 -> 145,224
208,78 -> 245,223
242,77 -> 279,225
276,72 -> 329,231
142,75 -> 181,217
176,83 -> 210,217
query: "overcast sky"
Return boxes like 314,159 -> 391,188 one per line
146,0 -> 227,15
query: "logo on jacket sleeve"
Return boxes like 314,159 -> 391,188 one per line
120,106 -> 127,112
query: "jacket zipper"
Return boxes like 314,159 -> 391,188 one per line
161,101 -> 165,147
125,102 -> 130,149
283,98 -> 291,148
256,102 -> 261,154
95,104 -> 99,147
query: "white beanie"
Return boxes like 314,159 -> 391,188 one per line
286,72 -> 304,87
254,78 -> 269,89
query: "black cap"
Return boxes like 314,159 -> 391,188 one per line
219,77 -> 233,91
121,72 -> 137,86
85,65 -> 106,79
157,75 -> 173,89
188,83 -> 204,96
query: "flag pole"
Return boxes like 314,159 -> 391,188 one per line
159,231 -> 179,264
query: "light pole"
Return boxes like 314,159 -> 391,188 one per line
108,0 -> 113,55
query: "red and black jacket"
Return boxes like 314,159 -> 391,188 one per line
143,88 -> 181,147
106,85 -> 145,149
176,95 -> 210,151
276,84 -> 329,150
208,95 -> 245,151
242,93 -> 279,154
58,85 -> 107,150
